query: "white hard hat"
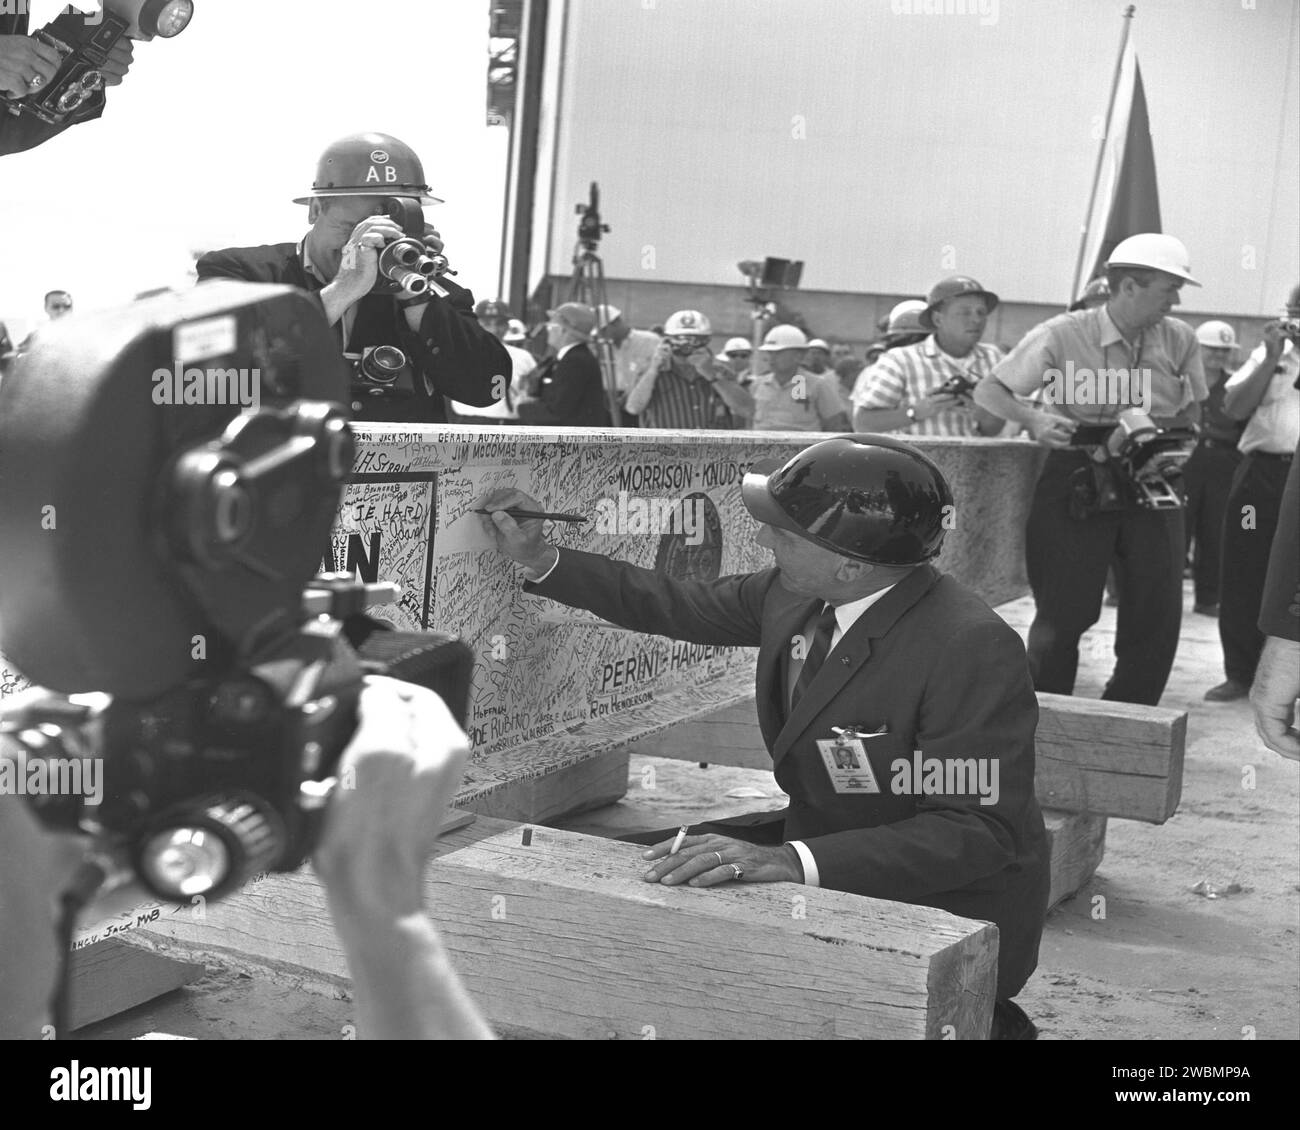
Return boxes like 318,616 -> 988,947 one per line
888,299 -> 927,324
886,300 -> 929,337
596,304 -> 622,326
723,337 -> 753,353
759,324 -> 808,351
806,338 -> 830,351
1106,233 -> 1201,286
664,309 -> 711,336
1195,320 -> 1238,349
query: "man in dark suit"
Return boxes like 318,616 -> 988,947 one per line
516,303 -> 610,427
197,132 -> 508,425
481,435 -> 1049,1038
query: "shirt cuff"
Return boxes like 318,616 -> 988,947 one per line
787,840 -> 819,887
522,547 -> 561,584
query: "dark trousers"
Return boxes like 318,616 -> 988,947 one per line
1025,451 -> 1184,706
1183,441 -> 1240,605
1218,453 -> 1291,684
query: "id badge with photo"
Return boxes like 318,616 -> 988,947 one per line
816,734 -> 881,794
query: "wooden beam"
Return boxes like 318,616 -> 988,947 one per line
133,816 -> 999,1040
619,692 -> 1186,824
66,939 -> 204,1032
1043,809 -> 1107,911
459,749 -> 631,825
1034,693 -> 1184,824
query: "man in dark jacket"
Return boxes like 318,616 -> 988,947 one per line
481,435 -> 1048,1038
197,132 -> 509,425
516,303 -> 610,427
1,9 -> 133,157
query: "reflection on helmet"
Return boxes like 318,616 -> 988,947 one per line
743,436 -> 953,566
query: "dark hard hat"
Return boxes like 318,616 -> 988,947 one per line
742,435 -> 953,566
294,132 -> 443,205
920,275 -> 999,330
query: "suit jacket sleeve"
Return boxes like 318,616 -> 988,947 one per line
195,248 -> 257,282
399,280 -> 510,408
525,548 -> 768,647
1259,443 -> 1300,641
517,349 -> 598,425
806,617 -> 1040,901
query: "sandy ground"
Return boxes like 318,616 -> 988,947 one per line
81,580 -> 1299,1040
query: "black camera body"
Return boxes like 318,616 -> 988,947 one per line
1,7 -> 130,126
935,373 -> 977,399
348,344 -> 414,403
0,283 -> 472,905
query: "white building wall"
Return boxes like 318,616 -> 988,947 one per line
539,0 -> 1299,316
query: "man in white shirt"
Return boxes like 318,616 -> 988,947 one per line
595,305 -> 660,426
1207,285 -> 1300,701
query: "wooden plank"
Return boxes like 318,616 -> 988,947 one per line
461,749 -> 631,824
66,939 -> 204,1032
621,692 -> 1186,824
1034,694 -> 1185,824
133,816 -> 999,1040
1043,809 -> 1107,910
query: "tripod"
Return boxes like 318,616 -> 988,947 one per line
568,182 -> 620,425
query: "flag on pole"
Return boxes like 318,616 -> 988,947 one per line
1071,35 -> 1162,305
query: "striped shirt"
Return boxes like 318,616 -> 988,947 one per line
633,359 -> 738,430
851,337 -> 1004,438
991,305 -> 1206,427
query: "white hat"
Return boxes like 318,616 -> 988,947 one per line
1195,320 -> 1238,349
759,324 -> 808,351
596,304 -> 622,326
504,318 -> 527,343
1106,233 -> 1201,286
806,338 -> 830,351
723,337 -> 753,353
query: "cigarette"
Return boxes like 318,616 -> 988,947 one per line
670,825 -> 689,855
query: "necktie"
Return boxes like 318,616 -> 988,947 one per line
791,603 -> 839,713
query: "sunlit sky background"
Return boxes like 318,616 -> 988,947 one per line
1,0 -> 507,338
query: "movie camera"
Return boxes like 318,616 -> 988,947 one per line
0,282 -> 471,907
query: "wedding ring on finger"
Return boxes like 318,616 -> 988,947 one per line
713,851 -> 724,867
730,864 -> 744,881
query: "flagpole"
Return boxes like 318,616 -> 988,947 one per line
1069,4 -> 1137,308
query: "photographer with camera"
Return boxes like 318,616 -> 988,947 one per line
1205,285 -> 1300,703
197,133 -> 510,425
973,234 -> 1207,707
1182,320 -> 1246,617
624,309 -> 754,429
852,276 -> 1007,437
0,678 -> 493,1040
1,4 -> 134,157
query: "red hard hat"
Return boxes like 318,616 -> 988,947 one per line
742,435 -> 953,566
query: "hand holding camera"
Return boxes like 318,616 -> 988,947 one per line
0,34 -> 62,98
